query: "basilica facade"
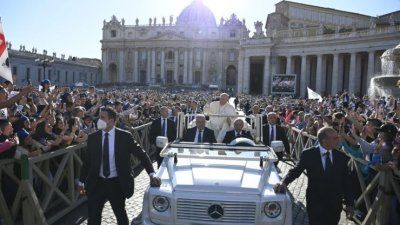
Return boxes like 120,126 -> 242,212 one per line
101,0 -> 400,96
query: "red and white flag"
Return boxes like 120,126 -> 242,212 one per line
0,20 -> 13,83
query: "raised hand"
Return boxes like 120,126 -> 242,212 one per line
77,184 -> 86,195
150,174 -> 161,187
344,206 -> 354,219
273,183 -> 287,194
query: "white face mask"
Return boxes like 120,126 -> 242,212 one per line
97,119 -> 107,130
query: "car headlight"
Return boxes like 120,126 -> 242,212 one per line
152,195 -> 170,212
264,202 -> 281,218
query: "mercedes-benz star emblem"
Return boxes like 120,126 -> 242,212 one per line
208,204 -> 224,219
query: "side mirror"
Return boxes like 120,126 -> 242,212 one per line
156,136 -> 168,149
270,140 -> 284,152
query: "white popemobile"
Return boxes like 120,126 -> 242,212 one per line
142,114 -> 292,225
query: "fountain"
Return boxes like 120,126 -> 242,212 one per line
369,43 -> 400,97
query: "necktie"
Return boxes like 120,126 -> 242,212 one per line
324,151 -> 332,175
191,112 -> 195,122
236,132 -> 241,137
197,130 -> 203,143
270,126 -> 274,145
161,119 -> 166,136
103,132 -> 110,178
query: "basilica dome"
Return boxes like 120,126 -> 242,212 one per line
176,0 -> 217,27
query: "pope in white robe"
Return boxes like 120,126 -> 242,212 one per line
203,93 -> 237,133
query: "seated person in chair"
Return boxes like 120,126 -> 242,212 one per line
263,112 -> 290,162
223,118 -> 253,144
182,114 -> 216,144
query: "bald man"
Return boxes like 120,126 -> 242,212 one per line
263,112 -> 290,163
149,106 -> 176,167
203,93 -> 236,130
182,114 -> 216,144
222,118 -> 253,144
274,127 -> 354,225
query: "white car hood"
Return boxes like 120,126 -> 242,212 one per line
167,158 -> 265,194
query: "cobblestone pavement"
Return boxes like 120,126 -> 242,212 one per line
55,161 -> 356,225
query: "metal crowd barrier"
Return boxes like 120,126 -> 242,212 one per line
2,122 -> 399,225
286,126 -> 400,225
0,122 -> 152,225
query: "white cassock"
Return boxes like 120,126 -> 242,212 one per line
203,101 -> 236,132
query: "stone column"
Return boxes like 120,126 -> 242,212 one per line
338,54 -> 344,92
315,54 -> 323,93
147,49 -> 151,83
102,49 -> 108,83
218,50 -> 223,88
355,54 -> 362,94
270,56 -> 279,79
306,57 -> 311,88
174,49 -> 179,83
243,56 -> 250,94
286,55 -> 292,74
151,49 -> 156,84
300,55 -> 307,97
161,49 -> 165,84
367,51 -> 375,84
263,55 -> 271,95
331,53 -> 339,94
202,49 -> 207,84
118,49 -> 125,83
133,49 -> 138,83
183,49 -> 188,84
237,50 -> 244,93
348,52 -> 357,94
188,49 -> 193,84
322,56 -> 328,93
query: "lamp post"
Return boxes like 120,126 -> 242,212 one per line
35,53 -> 54,81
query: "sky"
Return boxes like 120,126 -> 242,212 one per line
1,0 -> 399,59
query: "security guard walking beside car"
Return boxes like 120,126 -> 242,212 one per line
78,107 -> 161,225
274,127 -> 354,225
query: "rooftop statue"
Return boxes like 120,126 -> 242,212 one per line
253,21 -> 265,38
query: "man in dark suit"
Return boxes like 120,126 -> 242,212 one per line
149,106 -> 177,167
186,101 -> 201,123
234,96 -> 239,109
169,106 -> 181,125
223,118 -> 253,144
263,112 -> 290,162
341,90 -> 350,108
78,107 -> 160,225
245,104 -> 263,126
274,127 -> 354,225
182,114 -> 216,143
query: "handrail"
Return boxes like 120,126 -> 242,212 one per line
285,126 -> 400,225
0,123 -> 152,225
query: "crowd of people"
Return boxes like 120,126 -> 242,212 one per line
0,79 -> 399,224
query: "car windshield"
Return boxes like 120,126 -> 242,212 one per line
160,143 -> 276,161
